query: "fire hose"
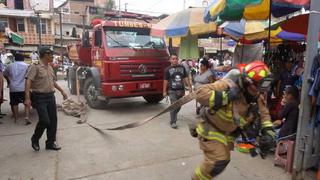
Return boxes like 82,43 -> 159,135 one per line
58,65 -> 197,131
57,92 -> 196,131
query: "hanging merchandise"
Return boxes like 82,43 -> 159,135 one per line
233,43 -> 263,64
178,34 -> 200,59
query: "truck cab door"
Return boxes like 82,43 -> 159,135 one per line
92,29 -> 106,81
92,29 -> 103,69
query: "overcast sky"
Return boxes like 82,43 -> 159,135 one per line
54,0 -> 207,16
114,0 -> 200,16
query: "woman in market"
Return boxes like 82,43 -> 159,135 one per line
194,59 -> 215,114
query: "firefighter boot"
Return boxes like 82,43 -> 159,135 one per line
192,140 -> 230,180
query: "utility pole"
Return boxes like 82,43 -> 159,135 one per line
293,0 -> 320,178
36,11 -> 42,53
125,3 -> 128,12
118,0 -> 121,11
59,8 -> 63,62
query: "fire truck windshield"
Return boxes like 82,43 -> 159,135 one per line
105,27 -> 165,49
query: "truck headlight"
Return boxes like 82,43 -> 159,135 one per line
118,85 -> 124,91
112,85 -> 118,91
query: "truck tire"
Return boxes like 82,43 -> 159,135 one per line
84,77 -> 108,109
143,94 -> 164,104
67,67 -> 77,95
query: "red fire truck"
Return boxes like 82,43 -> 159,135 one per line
67,19 -> 170,108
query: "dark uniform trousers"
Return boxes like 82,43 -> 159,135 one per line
32,92 -> 57,145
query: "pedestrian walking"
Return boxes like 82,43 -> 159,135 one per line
25,47 -> 68,151
163,54 -> 192,129
3,52 -> 30,124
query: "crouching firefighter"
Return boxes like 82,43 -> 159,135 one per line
190,61 -> 275,180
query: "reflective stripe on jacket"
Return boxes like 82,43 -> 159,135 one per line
196,123 -> 234,146
195,166 -> 210,180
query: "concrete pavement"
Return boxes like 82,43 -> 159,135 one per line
0,80 -> 315,180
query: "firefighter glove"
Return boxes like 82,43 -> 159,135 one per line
188,124 -> 198,138
259,134 -> 275,154
263,127 -> 276,139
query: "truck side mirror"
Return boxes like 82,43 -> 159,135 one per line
94,30 -> 102,47
82,31 -> 90,47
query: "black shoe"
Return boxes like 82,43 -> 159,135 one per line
31,138 -> 40,151
45,143 -> 61,151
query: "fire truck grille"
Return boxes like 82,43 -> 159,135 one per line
120,63 -> 162,78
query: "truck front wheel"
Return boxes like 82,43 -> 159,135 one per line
143,94 -> 164,104
84,77 -> 108,109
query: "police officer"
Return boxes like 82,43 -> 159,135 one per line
25,47 -> 68,151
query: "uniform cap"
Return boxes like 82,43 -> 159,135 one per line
39,47 -> 53,57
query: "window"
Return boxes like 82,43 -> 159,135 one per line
66,31 -> 69,36
0,17 -> 8,28
62,8 -> 69,13
14,0 -> 23,9
41,19 -> 46,34
16,19 -> 25,32
36,19 -> 47,34
104,27 -> 165,49
74,11 -> 80,14
94,30 -> 102,47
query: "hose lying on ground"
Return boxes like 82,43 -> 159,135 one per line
57,93 -> 196,131
57,99 -> 88,124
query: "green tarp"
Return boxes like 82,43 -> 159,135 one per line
178,34 -> 199,59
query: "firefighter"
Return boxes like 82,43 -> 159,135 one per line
190,61 -> 275,180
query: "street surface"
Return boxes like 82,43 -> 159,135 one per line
0,79 -> 315,180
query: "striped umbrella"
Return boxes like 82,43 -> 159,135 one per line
220,19 -> 269,40
204,0 -> 309,22
151,7 -> 216,37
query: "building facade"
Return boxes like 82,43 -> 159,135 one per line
0,0 -> 55,56
54,0 -> 95,54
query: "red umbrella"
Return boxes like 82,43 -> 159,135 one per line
281,14 -> 309,34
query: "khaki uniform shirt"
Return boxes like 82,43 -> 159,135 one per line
26,61 -> 55,93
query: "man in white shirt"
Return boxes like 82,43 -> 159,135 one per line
0,50 -> 5,65
29,51 -> 39,64
3,52 -> 30,124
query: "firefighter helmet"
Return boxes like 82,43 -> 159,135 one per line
240,61 -> 272,92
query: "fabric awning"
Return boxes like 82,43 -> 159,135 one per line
5,45 -> 37,52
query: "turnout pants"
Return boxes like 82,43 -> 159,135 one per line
32,92 -> 58,145
168,90 -> 184,125
192,139 -> 230,180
